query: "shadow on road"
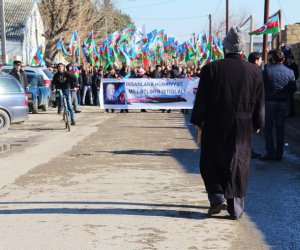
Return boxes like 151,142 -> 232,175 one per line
96,149 -> 199,174
0,201 -> 207,219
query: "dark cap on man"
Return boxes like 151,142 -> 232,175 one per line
13,60 -> 22,66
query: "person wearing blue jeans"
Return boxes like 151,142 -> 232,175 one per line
260,50 -> 297,161
264,101 -> 287,160
52,63 -> 77,125
61,88 -> 75,123
82,66 -> 93,105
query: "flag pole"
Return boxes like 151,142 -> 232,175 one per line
278,9 -> 282,48
263,0 -> 270,64
78,31 -> 81,65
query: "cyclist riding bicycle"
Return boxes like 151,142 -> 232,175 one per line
52,63 -> 77,125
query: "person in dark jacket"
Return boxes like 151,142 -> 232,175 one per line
191,27 -> 265,219
118,63 -> 129,113
260,50 -> 296,161
162,65 -> 180,113
248,52 -> 263,159
82,66 -> 93,105
151,65 -> 162,78
161,65 -> 171,78
52,63 -> 77,125
66,63 -> 81,113
93,67 -> 103,106
10,60 -> 28,90
77,67 -> 84,106
284,54 -> 299,117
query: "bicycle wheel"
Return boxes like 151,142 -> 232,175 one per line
65,111 -> 71,132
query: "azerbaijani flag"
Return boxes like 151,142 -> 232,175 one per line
157,30 -> 164,40
55,37 -> 62,50
119,25 -> 134,42
69,65 -> 79,78
69,31 -> 79,56
249,15 -> 279,35
31,46 -> 45,66
85,31 -> 94,46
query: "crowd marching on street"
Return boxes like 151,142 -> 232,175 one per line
0,25 -> 298,221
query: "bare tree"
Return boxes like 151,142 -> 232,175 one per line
39,0 -> 134,62
212,9 -> 249,38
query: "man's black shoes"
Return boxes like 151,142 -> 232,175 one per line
207,202 -> 227,215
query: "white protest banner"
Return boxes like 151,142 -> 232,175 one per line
100,78 -> 199,110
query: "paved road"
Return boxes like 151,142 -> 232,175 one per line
0,106 -> 298,249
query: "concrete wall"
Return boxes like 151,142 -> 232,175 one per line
281,23 -> 300,68
281,24 -> 300,98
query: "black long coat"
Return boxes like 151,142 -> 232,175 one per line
191,53 -> 265,198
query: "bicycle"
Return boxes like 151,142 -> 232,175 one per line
56,89 -> 71,132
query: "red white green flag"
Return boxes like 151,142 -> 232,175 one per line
249,15 -> 279,36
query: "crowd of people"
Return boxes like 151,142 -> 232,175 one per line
1,26 -> 298,221
46,61 -> 202,115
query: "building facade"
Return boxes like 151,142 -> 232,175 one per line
0,0 -> 45,65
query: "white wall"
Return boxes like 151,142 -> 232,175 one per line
23,2 -> 45,65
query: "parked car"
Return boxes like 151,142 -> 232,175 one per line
41,68 -> 56,106
25,72 -> 50,114
0,74 -> 29,134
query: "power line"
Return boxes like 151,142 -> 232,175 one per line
132,15 -> 208,21
212,0 -> 222,17
276,0 -> 290,25
121,0 -> 178,9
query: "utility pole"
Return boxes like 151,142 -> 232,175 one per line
209,14 -> 212,37
278,9 -> 282,48
263,0 -> 270,64
0,0 -> 7,64
78,0 -> 82,65
226,0 -> 229,34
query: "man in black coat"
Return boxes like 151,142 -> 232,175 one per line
10,60 -> 28,90
191,27 -> 265,219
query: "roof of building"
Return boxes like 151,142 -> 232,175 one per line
0,0 -> 36,39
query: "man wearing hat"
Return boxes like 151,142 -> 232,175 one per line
191,27 -> 265,219
10,60 -> 28,89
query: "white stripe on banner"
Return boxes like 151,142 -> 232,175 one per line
100,78 -> 199,110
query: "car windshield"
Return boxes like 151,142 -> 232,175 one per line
0,77 -> 22,93
26,75 -> 38,87
42,69 -> 54,79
